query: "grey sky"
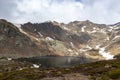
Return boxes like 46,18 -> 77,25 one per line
0,1 -> 17,19
0,0 -> 120,24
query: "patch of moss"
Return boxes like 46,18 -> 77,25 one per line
100,75 -> 110,80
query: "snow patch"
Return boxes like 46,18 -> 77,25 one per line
112,36 -> 120,40
89,27 -> 97,33
7,57 -> 12,61
46,37 -> 54,41
100,29 -> 106,34
113,26 -> 119,29
106,37 -> 110,41
33,64 -> 40,68
93,27 -> 96,30
86,45 -> 92,50
38,32 -> 43,37
95,45 -> 113,60
13,23 -> 39,41
13,24 -> 27,34
108,26 -> 113,32
109,25 -> 119,30
75,52 -> 79,55
81,26 -> 86,32
79,45 -> 92,52
70,42 -> 74,47
79,48 -> 87,52
68,49 -> 72,52
19,68 -> 24,70
63,27 -> 70,31
99,47 -> 114,60
95,45 -> 101,49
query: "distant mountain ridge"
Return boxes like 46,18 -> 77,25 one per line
0,19 -> 120,60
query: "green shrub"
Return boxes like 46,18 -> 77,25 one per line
108,68 -> 120,79
101,75 -> 109,80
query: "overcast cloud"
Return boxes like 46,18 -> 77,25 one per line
0,0 -> 120,24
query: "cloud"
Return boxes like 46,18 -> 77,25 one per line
81,0 -> 120,24
0,0 -> 120,24
14,0 -> 84,23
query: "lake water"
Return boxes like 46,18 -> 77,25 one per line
17,56 -> 96,68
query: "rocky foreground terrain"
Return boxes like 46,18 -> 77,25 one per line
0,56 -> 120,80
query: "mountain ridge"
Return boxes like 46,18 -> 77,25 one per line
0,19 -> 120,60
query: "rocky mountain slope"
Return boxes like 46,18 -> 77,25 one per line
0,19 -> 120,60
0,19 -> 55,58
